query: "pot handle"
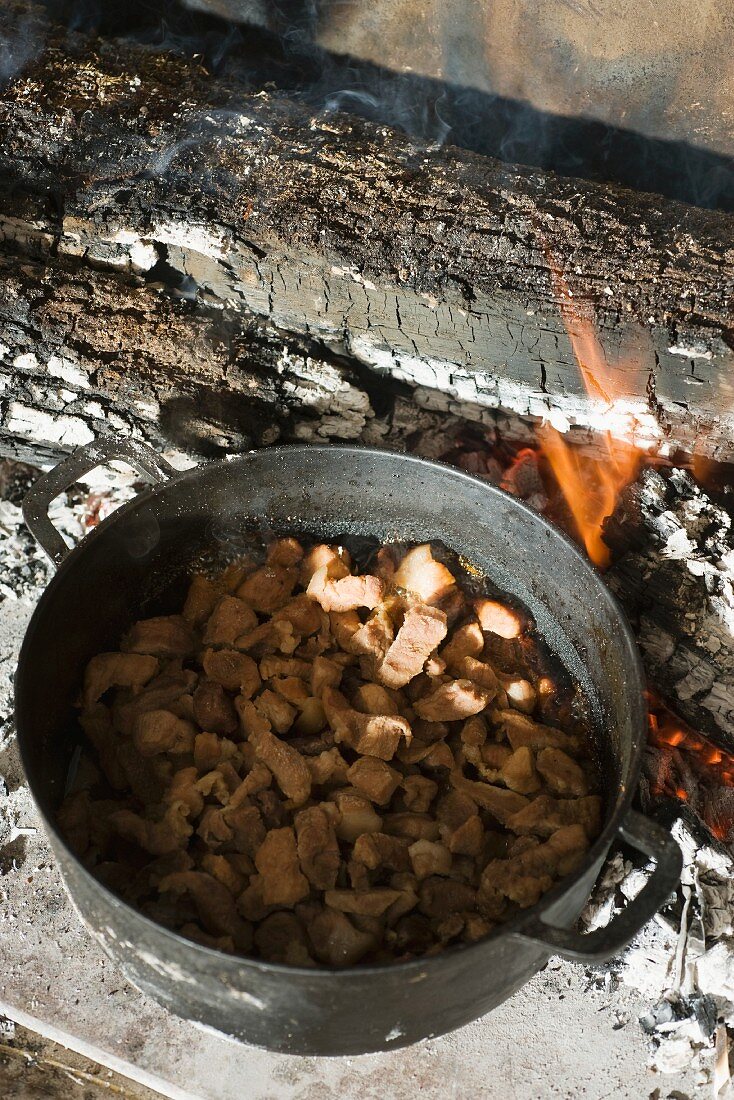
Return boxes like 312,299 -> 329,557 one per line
22,436 -> 176,565
515,809 -> 682,962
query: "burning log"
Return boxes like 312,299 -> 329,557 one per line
604,468 -> 734,754
1,4 -> 734,462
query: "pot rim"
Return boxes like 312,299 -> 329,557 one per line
16,443 -> 648,978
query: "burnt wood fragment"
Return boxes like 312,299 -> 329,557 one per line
605,468 -> 734,752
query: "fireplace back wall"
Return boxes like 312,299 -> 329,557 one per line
182,0 -> 734,207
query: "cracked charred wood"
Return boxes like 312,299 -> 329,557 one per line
605,468 -> 734,753
0,4 -> 733,463
0,249 -> 380,466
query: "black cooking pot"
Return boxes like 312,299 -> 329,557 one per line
16,437 -> 681,1056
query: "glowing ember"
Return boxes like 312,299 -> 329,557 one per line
647,690 -> 734,841
537,262 -> 641,569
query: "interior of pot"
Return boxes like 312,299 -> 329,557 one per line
16,445 -> 645,843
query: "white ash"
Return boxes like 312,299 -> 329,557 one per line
581,814 -> 734,1079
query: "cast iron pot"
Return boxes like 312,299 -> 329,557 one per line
16,436 -> 681,1056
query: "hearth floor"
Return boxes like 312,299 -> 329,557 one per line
0,599 -> 706,1100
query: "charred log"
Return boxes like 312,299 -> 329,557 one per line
605,468 -> 734,753
0,4 -> 733,462
0,250 -> 382,466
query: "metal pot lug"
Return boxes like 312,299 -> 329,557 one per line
22,436 -> 176,565
515,810 -> 682,962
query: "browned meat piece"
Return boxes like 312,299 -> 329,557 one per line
196,763 -> 240,803
133,710 -> 196,756
197,806 -> 234,849
536,747 -> 589,797
445,814 -> 484,856
507,794 -> 602,838
111,666 -> 198,735
193,731 -> 238,772
254,827 -> 310,907
261,655 -> 311,680
413,679 -> 491,722
480,859 -> 552,911
234,620 -> 298,657
323,687 -> 411,761
307,907 -> 375,967
234,698 -> 270,740
249,728 -> 311,806
418,877 -> 477,919
440,620 -> 484,671
450,770 -> 529,823
454,656 -> 501,695
110,801 -> 192,855
499,711 -> 582,756
203,596 -> 257,646
329,610 -> 361,650
229,763 -> 272,808
376,603 -> 448,689
267,537 -> 304,567
224,803 -> 266,856
254,689 -> 296,735
408,839 -> 452,880
306,747 -> 349,786
254,912 -> 312,966
183,574 -> 219,625
353,682 -> 400,715
83,652 -> 159,707
473,598 -> 526,639
349,604 -> 395,671
499,674 -> 537,714
193,681 -> 238,735
270,676 -> 310,707
310,655 -> 343,697
325,888 -> 402,917
165,767 -> 204,817
272,595 -> 324,637
300,544 -> 351,586
436,790 -> 477,830
307,566 -> 383,613
331,789 -> 382,842
115,743 -> 171,805
402,775 -> 438,813
295,806 -> 341,890
237,564 -> 298,613
382,813 -> 440,841
346,757 -> 401,804
158,870 -> 249,945
352,832 -> 411,872
500,746 -> 541,795
199,853 -> 248,898
122,615 -> 197,660
394,545 -> 456,606
202,648 -> 261,698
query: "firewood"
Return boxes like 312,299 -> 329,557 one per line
605,468 -> 734,752
0,3 -> 733,463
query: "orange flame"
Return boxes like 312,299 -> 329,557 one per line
538,263 -> 641,569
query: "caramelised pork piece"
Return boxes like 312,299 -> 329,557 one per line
307,565 -> 383,613
376,603 -> 447,689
